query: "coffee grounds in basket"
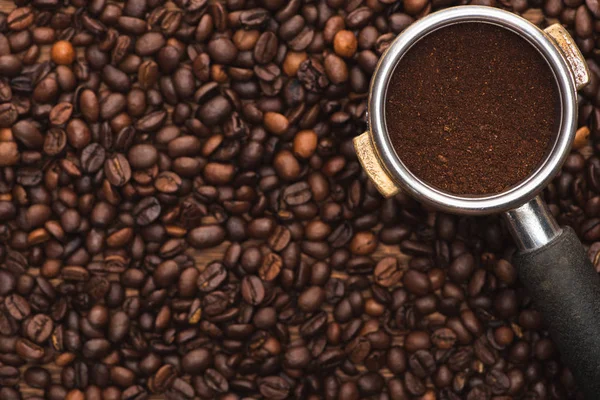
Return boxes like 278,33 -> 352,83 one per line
386,22 -> 559,195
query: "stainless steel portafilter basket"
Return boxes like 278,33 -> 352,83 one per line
354,6 -> 600,398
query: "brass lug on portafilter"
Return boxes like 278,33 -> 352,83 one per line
353,131 -> 401,198
544,23 -> 590,90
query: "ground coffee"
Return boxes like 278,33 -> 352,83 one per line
386,22 -> 559,195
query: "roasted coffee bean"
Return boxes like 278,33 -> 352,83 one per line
8,7 -> 34,31
13,120 -> 43,149
24,314 -> 53,343
0,55 -> 22,77
81,143 -> 106,173
449,253 -> 476,283
24,366 -> 51,389
5,294 -> 31,320
188,225 -> 226,249
431,327 -> 457,349
259,252 -> 283,281
136,110 -> 167,132
128,144 -> 158,169
198,95 -> 232,126
133,196 -> 161,226
154,171 -> 182,193
82,338 -> 111,359
108,311 -> 129,343
197,262 -> 227,292
0,103 -> 17,128
298,286 -> 325,312
136,32 -> 165,56
149,364 -> 177,393
405,371 -> 426,396
102,65 -> 130,92
241,275 -> 265,305
15,338 -> 45,361
104,153 -> 131,186
182,348 -> 212,375
408,350 -> 436,377
373,257 -> 404,287
259,376 -> 290,400
49,102 -> 73,126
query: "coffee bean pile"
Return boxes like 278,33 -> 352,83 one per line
0,0 -> 600,399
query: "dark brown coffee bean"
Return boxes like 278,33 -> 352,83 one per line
5,294 -> 30,320
0,141 -> 18,166
138,60 -> 159,89
66,118 -> 91,149
431,327 -> 457,349
198,95 -> 232,126
173,67 -> 195,99
254,32 -> 278,64
24,314 -> 53,343
324,53 -> 348,84
298,285 -> 325,312
8,7 -> 34,31
128,144 -> 158,169
259,376 -> 291,400
15,338 -> 45,360
485,369 -> 510,395
241,275 -> 265,305
346,336 -> 371,363
81,143 -> 106,173
149,364 -> 177,393
346,7 -> 373,28
259,251 -> 282,281
282,182 -> 312,205
136,32 -> 166,56
204,368 -> 228,393
182,348 -> 212,375
0,55 -> 22,77
449,253 -> 476,283
79,89 -> 99,122
153,171 -> 181,193
373,257 -> 404,287
0,103 -> 17,128
0,365 -> 20,387
188,225 -> 226,249
104,153 -> 132,186
408,350 -> 436,377
49,102 -> 73,126
136,110 -> 167,132
102,65 -> 131,92
24,366 -> 51,389
404,371 -> 426,396
0,271 -> 16,296
266,225 -> 290,251
239,8 -> 270,28
13,120 -> 43,149
82,338 -> 111,359
133,196 -> 161,226
197,262 -> 227,292
207,37 -> 238,64
405,331 -> 431,353
108,311 -> 130,343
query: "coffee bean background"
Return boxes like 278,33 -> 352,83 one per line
1,0 -> 600,399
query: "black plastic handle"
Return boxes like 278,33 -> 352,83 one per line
514,227 -> 600,399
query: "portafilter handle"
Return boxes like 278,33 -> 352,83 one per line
505,197 -> 600,400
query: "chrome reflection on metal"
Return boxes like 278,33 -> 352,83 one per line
503,196 -> 561,251
368,6 -> 577,215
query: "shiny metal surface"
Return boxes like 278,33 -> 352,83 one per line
368,6 -> 578,215
503,196 -> 561,250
